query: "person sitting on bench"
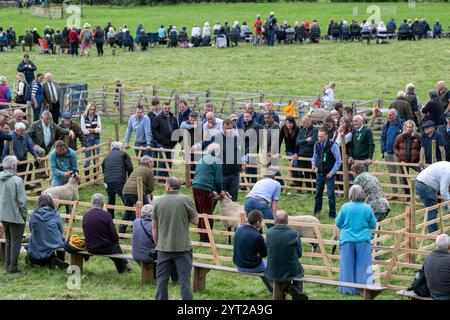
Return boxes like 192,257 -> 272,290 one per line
82,193 -> 132,273
233,210 -> 273,294
424,234 -> 450,300
265,210 -> 308,300
25,194 -> 68,269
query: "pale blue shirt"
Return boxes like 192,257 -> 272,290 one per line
124,115 -> 153,146
246,178 -> 281,203
42,120 -> 51,147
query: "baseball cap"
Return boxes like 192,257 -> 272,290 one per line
190,111 -> 199,117
422,120 -> 435,128
62,111 -> 72,119
230,114 -> 238,121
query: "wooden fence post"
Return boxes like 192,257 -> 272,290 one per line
101,85 -> 107,113
174,95 -> 179,116
119,90 -> 124,124
136,176 -> 143,219
206,88 -> 210,104
152,85 -> 157,97
183,130 -> 192,188
230,97 -> 235,114
409,180 -> 417,264
431,139 -> 436,164
240,212 -> 246,225
259,91 -> 264,104
341,143 -> 349,200
114,123 -> 119,142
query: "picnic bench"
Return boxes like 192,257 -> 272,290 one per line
192,262 -> 387,300
396,290 -> 432,300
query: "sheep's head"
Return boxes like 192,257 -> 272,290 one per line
218,191 -> 233,204
69,172 -> 80,185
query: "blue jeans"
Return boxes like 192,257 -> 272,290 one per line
415,180 -> 438,233
32,103 -> 42,122
237,260 -> 273,294
244,197 -> 274,229
268,30 -> 275,46
339,241 -> 373,295
134,141 -> 152,157
84,136 -> 100,169
314,174 -> 336,218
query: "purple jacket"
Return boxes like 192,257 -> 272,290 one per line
0,84 -> 11,104
82,207 -> 119,252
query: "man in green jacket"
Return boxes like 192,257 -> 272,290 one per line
265,210 -> 308,300
349,115 -> 375,171
0,155 -> 27,273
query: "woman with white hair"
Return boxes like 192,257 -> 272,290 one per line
336,184 -> 377,295
132,204 -> 156,263
192,143 -> 223,242
0,75 -> 12,106
202,22 -> 211,46
0,155 -> 27,273
404,83 -> 419,125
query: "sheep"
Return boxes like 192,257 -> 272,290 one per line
218,192 -> 244,244
43,175 -> 79,202
288,215 -> 321,253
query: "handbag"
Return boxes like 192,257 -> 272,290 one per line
407,266 -> 430,297
64,234 -> 86,254
139,219 -> 157,260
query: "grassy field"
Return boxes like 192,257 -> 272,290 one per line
0,3 -> 449,300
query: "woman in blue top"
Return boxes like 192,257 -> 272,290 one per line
336,185 -> 377,295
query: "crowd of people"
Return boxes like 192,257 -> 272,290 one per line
0,60 -> 449,299
0,12 -> 448,54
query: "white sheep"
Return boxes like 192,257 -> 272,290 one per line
288,215 -> 321,253
218,192 -> 244,244
43,175 -> 79,202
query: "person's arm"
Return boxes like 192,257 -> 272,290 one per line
368,208 -> 377,229
186,198 -> 199,225
30,61 -> 37,72
335,209 -> 343,229
393,135 -> 401,158
307,127 -> 318,147
124,153 -> 133,176
95,116 -> 101,133
440,173 -> 450,201
50,152 -> 66,179
17,62 -> 25,73
440,146 -> 446,163
380,124 -> 387,154
311,143 -> 318,168
124,117 -> 133,145
419,147 -> 425,167
257,235 -> 268,258
109,217 -> 119,242
26,135 -> 39,159
367,128 -> 375,160
55,124 -> 70,136
80,116 -> 89,135
271,200 -> 278,217
296,236 -> 302,258
329,143 -> 342,176
152,217 -> 158,245
144,117 -> 152,146
16,179 -> 28,221
214,163 -> 223,193
17,81 -> 24,96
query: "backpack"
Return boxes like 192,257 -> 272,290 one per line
407,266 -> 430,297
82,29 -> 91,42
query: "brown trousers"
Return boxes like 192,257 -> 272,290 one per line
193,187 -> 215,243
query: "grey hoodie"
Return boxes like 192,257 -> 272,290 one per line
0,170 -> 27,224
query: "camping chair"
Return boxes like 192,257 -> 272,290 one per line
376,30 -> 388,44
286,31 -> 296,44
216,34 -> 227,48
243,31 -> 253,43
38,38 -> 49,54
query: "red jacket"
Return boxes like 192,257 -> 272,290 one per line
69,30 -> 80,43
254,20 -> 262,34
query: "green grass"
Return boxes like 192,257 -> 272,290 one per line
0,2 -> 448,300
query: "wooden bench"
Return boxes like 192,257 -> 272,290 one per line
70,250 -> 156,284
192,262 -> 387,300
396,290 -> 432,300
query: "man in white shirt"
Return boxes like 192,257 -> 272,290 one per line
322,81 -> 335,110
415,161 -> 450,233
191,24 -> 201,38
202,111 -> 223,141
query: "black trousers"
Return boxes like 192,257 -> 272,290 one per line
223,174 -> 239,202
120,193 -> 149,233
86,243 -> 127,273
298,159 -> 315,190
106,182 -> 125,219
96,42 -> 104,56
49,101 -> 60,124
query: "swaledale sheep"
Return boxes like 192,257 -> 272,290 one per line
43,175 -> 79,202
288,215 -> 321,253
218,192 -> 244,244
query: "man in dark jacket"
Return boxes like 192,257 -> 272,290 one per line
42,73 -> 61,123
152,103 -> 179,180
422,90 -> 443,126
242,111 -> 262,185
265,210 -> 307,300
82,193 -> 131,273
237,103 -> 259,130
233,210 -> 273,294
177,100 -> 191,126
294,115 -> 318,189
438,113 -> 450,162
420,120 -> 445,166
101,141 -> 133,219
390,91 -> 414,121
380,109 -> 404,198
198,119 -> 243,201
17,54 -> 37,85
424,234 -> 450,300
58,111 -> 87,152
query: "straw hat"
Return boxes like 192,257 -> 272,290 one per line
83,22 -> 91,29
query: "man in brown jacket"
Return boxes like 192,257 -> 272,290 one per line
390,91 -> 414,121
58,111 -> 87,151
120,155 -> 154,233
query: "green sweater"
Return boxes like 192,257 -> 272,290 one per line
351,126 -> 375,160
192,155 -> 223,193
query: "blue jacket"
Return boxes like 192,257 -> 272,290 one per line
27,206 -> 65,259
17,60 -> 37,85
49,148 -> 78,186
132,217 -> 155,262
336,201 -> 377,245
381,118 -> 404,155
296,125 -> 318,157
3,131 -> 38,161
